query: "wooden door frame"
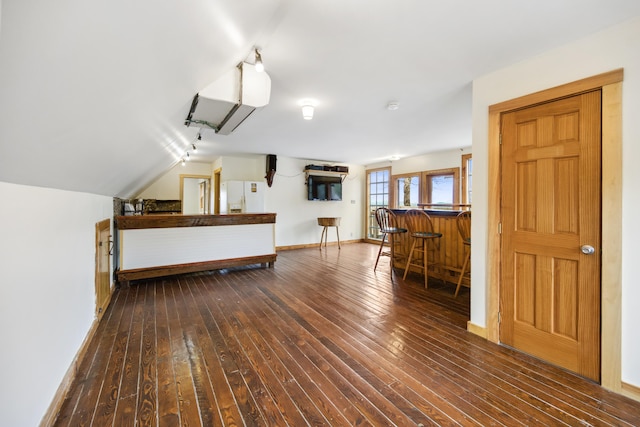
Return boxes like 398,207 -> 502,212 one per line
180,174 -> 211,214
213,167 -> 221,215
487,69 -> 623,392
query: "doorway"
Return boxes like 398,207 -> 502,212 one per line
487,69 -> 623,388
180,174 -> 211,214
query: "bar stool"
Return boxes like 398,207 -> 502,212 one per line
455,210 -> 471,297
402,209 -> 443,288
318,217 -> 341,250
374,208 -> 407,276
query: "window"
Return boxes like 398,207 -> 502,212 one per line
366,167 -> 390,240
423,167 -> 460,207
462,153 -> 472,204
392,173 -> 421,209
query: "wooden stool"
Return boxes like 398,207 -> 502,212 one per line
318,217 -> 341,249
455,211 -> 471,297
402,209 -> 443,288
374,208 -> 407,276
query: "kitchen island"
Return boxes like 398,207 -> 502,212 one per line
115,213 -> 276,285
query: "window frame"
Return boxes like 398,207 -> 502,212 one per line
461,153 -> 472,205
365,166 -> 392,242
391,172 -> 422,209
422,167 -> 460,206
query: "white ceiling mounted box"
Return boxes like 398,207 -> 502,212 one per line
185,62 -> 271,135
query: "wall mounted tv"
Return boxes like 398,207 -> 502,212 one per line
307,175 -> 342,201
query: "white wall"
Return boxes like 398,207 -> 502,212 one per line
472,16 -> 640,386
264,156 -> 365,247
382,147 -> 472,176
0,181 -> 113,427
367,147 -> 471,175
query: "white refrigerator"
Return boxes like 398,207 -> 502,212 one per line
220,181 -> 266,213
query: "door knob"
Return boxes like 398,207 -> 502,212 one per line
581,245 -> 595,255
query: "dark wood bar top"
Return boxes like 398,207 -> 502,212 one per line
391,208 -> 464,217
115,213 -> 277,230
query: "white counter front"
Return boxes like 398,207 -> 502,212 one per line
115,213 -> 276,284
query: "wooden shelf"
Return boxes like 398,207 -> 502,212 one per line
304,168 -> 348,182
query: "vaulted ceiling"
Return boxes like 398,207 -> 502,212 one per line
2,0 -> 639,198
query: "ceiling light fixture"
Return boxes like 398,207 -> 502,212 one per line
302,104 -> 314,120
192,143 -> 197,152
299,99 -> 318,120
387,101 -> 400,111
181,158 -> 186,166
254,48 -> 264,72
186,152 -> 190,161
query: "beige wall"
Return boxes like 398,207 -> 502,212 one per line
136,161 -> 213,200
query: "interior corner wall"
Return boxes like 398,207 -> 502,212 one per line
263,156 -> 365,247
135,161 -> 213,199
389,147 -> 472,176
0,181 -> 114,427
219,155 -> 265,182
471,16 -> 640,386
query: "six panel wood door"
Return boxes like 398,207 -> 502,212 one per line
500,91 -> 601,381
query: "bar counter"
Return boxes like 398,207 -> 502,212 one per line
391,209 -> 470,289
115,213 -> 277,285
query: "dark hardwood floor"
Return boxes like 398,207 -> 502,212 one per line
53,243 -> 640,426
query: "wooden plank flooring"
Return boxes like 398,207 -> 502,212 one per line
53,243 -> 640,426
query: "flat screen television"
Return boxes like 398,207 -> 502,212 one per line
307,175 -> 342,201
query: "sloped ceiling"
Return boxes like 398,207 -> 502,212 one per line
1,0 -> 640,198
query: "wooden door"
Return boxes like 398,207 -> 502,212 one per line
95,219 -> 111,318
500,91 -> 601,381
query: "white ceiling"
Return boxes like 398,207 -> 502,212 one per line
2,0 -> 640,198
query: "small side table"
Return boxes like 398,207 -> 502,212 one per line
317,217 -> 341,250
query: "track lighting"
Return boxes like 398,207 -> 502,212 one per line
191,132 -> 200,152
181,158 -> 186,166
254,48 -> 264,72
186,152 -> 190,161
